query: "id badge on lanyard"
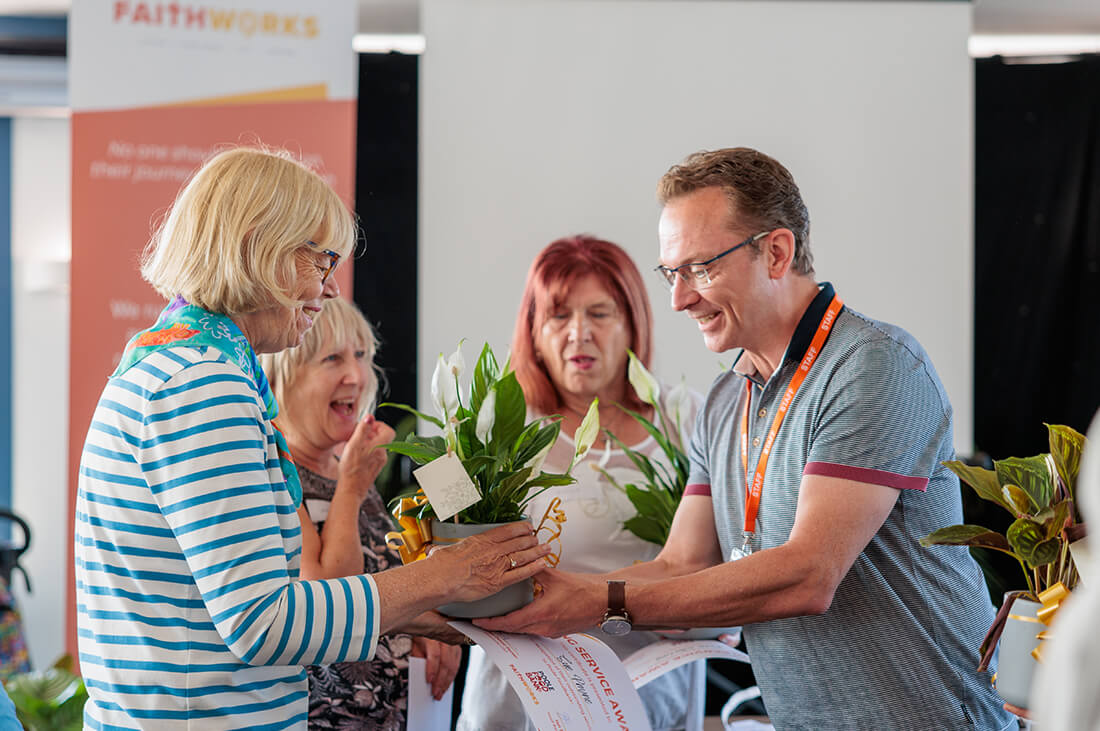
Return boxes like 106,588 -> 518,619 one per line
729,530 -> 755,561
733,293 -> 843,562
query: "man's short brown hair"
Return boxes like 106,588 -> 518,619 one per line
657,148 -> 814,276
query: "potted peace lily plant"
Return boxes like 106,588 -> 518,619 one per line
920,424 -> 1088,710
593,351 -> 692,547
381,342 -> 599,617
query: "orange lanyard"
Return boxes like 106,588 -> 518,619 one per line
738,294 -> 843,544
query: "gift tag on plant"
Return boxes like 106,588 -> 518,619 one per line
414,452 -> 481,521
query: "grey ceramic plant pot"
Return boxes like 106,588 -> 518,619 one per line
995,594 -> 1043,710
430,518 -> 535,619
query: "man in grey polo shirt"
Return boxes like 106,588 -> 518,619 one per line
479,147 -> 1015,730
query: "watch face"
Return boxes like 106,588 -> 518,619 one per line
601,618 -> 631,636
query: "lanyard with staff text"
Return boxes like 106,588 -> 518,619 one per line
733,293 -> 844,560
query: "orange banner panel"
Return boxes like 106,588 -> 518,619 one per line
68,99 -> 357,659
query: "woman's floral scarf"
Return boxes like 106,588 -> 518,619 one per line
113,296 -> 302,507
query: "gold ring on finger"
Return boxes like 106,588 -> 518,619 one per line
509,555 -> 517,569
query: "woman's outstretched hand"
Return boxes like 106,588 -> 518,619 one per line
374,522 -> 551,636
426,521 -> 551,604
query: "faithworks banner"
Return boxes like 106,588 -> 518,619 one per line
68,0 -> 358,658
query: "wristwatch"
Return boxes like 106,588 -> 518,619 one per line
599,580 -> 632,636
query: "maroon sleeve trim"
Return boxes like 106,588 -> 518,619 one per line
803,461 -> 928,492
684,483 -> 712,497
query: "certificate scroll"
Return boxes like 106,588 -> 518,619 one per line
451,621 -> 652,731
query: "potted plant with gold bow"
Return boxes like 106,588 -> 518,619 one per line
381,342 -> 599,617
920,424 -> 1088,710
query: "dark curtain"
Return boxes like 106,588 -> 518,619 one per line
975,55 -> 1100,460
972,56 -> 1100,602
353,51 -> 420,468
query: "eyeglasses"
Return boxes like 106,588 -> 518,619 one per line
308,241 -> 341,284
654,231 -> 769,290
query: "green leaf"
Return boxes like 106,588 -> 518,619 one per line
1007,517 -> 1060,567
624,482 -> 662,514
377,402 -> 444,430
623,514 -> 668,546
54,689 -> 89,730
514,421 -> 560,468
387,487 -> 437,521
6,666 -> 88,731
492,371 -> 526,448
523,471 -> 576,489
996,455 -> 1055,512
509,421 -> 542,461
919,524 -> 1013,554
494,466 -> 535,505
1001,484 -> 1033,516
470,343 -> 500,416
383,441 -> 444,465
409,434 -> 447,451
1048,423 -> 1086,504
604,430 -> 658,484
627,483 -> 677,524
943,460 -> 1013,512
617,403 -> 676,457
593,464 -> 626,491
462,454 -> 502,479
454,406 -> 478,459
1034,499 -> 1072,541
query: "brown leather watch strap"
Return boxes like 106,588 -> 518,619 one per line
608,579 -> 626,614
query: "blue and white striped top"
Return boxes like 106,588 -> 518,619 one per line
75,346 -> 380,730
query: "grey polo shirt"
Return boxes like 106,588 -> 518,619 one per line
687,283 -> 1014,730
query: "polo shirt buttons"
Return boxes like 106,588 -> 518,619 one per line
752,437 -> 761,447
758,408 -> 767,418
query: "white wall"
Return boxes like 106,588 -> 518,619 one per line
10,115 -> 70,670
420,0 -> 974,453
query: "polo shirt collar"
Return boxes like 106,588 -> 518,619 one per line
783,281 -> 838,365
731,281 -> 838,381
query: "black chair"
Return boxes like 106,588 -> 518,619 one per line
0,509 -> 31,594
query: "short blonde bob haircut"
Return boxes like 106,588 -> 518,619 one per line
141,146 -> 357,315
260,297 -> 383,418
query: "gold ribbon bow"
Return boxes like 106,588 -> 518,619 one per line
1031,581 -> 1069,662
385,492 -> 434,565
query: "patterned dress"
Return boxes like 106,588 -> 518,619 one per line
300,467 -> 412,730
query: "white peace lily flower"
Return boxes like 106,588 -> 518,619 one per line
572,398 -> 601,468
430,352 -> 459,419
443,417 -> 459,453
627,351 -> 660,407
446,343 -> 465,379
596,438 -> 613,469
666,377 -> 690,434
524,440 -> 553,475
475,388 -> 496,444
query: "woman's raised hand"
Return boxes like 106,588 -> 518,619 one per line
426,522 -> 551,604
337,415 -> 395,499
